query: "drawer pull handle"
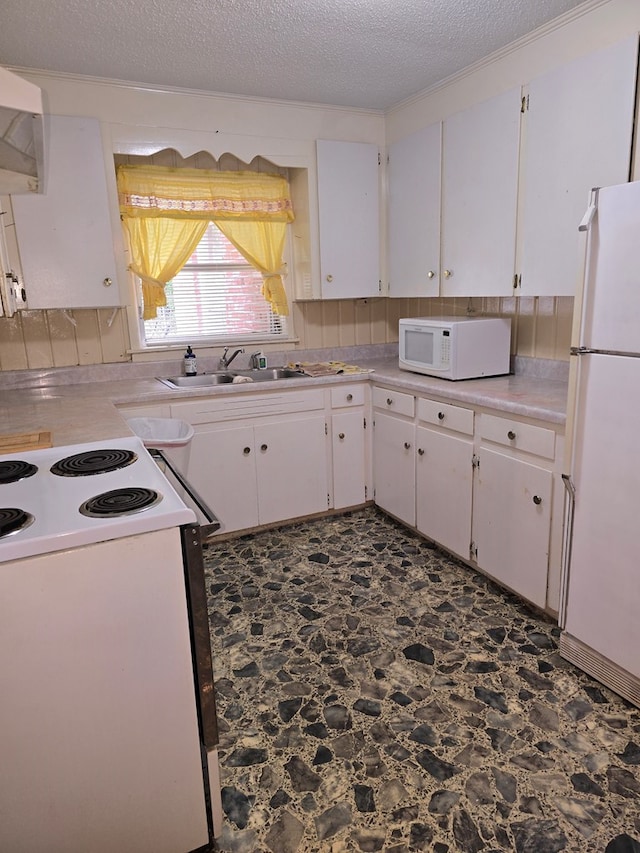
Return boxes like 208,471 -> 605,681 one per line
418,448 -> 425,456
386,397 -> 393,406
261,443 -> 268,452
507,430 -> 516,440
404,442 -> 411,450
533,495 -> 542,506
438,411 -> 445,421
338,432 -> 345,440
243,446 -> 251,455
347,394 -> 353,402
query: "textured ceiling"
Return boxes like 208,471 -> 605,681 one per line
0,0 -> 594,110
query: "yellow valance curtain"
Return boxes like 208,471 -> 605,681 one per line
117,165 -> 294,319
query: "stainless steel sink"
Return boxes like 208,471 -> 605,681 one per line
157,373 -> 236,389
157,367 -> 304,389
233,367 -> 303,382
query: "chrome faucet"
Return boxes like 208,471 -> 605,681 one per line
218,347 -> 245,369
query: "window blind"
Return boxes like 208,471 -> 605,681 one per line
143,223 -> 288,344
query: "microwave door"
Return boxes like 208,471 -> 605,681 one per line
406,328 -> 435,366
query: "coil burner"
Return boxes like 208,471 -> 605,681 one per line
51,448 -> 137,477
79,487 -> 162,518
0,460 -> 38,485
0,507 -> 35,538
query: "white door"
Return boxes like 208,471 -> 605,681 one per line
519,35 -> 638,297
316,139 -> 380,298
441,87 -> 521,297
373,413 -> 415,526
257,415 -> 328,524
416,425 -> 473,560
473,448 -> 551,609
332,410 -> 366,509
188,424 -> 259,533
565,353 -> 640,677
12,115 -> 122,308
580,180 -> 640,353
387,122 -> 441,297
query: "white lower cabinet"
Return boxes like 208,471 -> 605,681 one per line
472,448 -> 552,608
372,412 -> 415,526
330,384 -> 369,510
372,385 -> 562,612
170,390 -> 330,535
415,398 -> 474,560
471,413 -> 556,610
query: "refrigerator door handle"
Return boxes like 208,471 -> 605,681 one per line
559,473 -> 576,629
578,187 -> 599,232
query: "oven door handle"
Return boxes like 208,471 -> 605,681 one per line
149,448 -> 220,533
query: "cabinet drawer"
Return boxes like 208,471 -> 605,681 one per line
372,387 -> 415,417
171,389 -> 325,425
330,385 -> 365,408
479,414 -> 555,460
417,398 -> 474,435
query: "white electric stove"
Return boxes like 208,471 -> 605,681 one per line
0,435 -> 221,852
0,435 -> 196,562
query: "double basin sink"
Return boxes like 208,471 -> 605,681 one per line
158,367 -> 304,390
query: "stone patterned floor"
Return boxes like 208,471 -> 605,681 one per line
203,508 -> 640,853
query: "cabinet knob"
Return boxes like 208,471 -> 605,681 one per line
533,495 -> 542,505
260,443 -> 268,452
386,398 -> 393,406
418,448 -> 425,456
243,446 -> 251,455
404,442 -> 411,450
103,277 -> 113,287
346,393 -> 353,402
427,270 -> 436,279
338,432 -> 345,440
325,274 -> 333,283
507,430 -> 516,440
438,411 -> 445,421
443,269 -> 453,279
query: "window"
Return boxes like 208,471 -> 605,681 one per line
142,223 -> 288,346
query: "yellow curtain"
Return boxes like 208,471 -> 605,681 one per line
122,217 -> 208,320
215,220 -> 289,316
117,164 -> 294,319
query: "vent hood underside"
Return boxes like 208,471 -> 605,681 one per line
0,66 -> 44,194
0,107 -> 44,193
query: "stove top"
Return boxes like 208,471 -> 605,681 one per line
0,436 -> 196,562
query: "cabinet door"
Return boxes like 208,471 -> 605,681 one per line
373,412 -> 415,527
387,123 -> 441,297
518,36 -> 638,296
256,415 -> 328,525
332,410 -> 366,509
416,425 -> 473,560
12,115 -> 122,308
441,87 -> 521,296
187,424 -> 259,534
316,140 -> 380,299
473,448 -> 552,609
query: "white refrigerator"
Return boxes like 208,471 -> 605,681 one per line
560,179 -> 640,708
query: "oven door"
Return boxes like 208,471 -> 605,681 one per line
149,447 -> 222,539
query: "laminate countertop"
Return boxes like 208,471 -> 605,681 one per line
0,357 -> 568,448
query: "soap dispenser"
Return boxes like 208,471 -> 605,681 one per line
184,346 -> 197,376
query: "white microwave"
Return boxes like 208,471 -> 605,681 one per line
398,316 -> 511,380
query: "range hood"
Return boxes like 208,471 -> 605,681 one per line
0,66 -> 44,194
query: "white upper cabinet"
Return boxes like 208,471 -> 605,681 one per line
11,114 -> 123,308
316,139 -> 380,299
518,35 -> 638,297
441,86 -> 522,297
387,122 -> 441,298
